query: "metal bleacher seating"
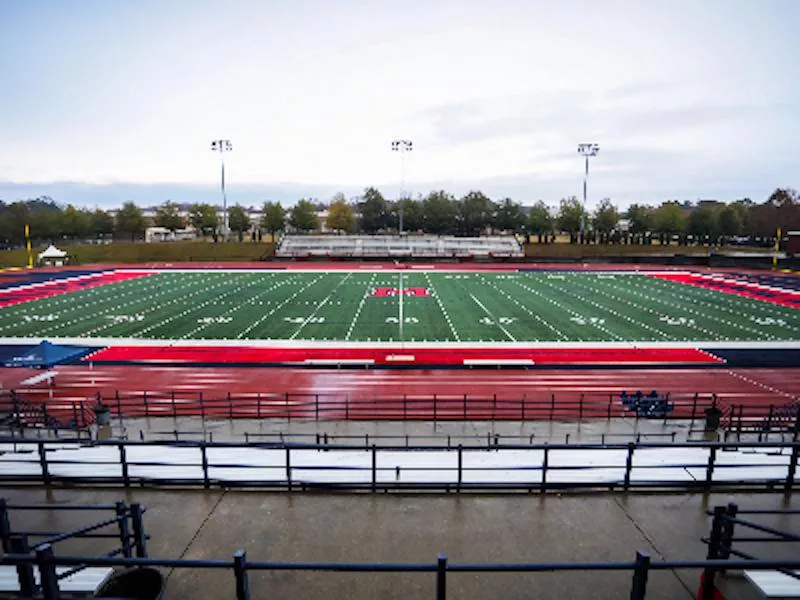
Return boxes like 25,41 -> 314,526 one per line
276,235 -> 524,258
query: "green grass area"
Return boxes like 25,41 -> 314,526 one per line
0,242 -> 276,268
1,271 -> 799,343
523,243 -> 774,257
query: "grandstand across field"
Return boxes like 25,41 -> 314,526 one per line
276,234 -> 524,258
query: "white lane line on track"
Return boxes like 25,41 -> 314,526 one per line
724,370 -> 796,399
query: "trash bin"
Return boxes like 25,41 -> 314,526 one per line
95,567 -> 164,599
704,405 -> 722,432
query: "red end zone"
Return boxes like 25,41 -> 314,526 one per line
85,345 -> 723,367
648,272 -> 800,308
0,270 -> 156,307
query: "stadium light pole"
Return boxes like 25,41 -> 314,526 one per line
577,143 -> 600,237
211,139 -> 233,238
391,139 -> 413,234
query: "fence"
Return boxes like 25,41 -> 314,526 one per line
4,387 -> 798,441
700,504 -> 800,599
0,390 -> 94,434
0,497 -> 147,598
0,437 -> 797,492
99,389 -> 720,421
1,502 -> 799,600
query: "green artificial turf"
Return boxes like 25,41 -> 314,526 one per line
1,271 -> 798,343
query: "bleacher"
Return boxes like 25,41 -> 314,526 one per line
276,235 -> 524,258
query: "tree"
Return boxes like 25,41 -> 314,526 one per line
188,203 -> 219,236
396,198 -> 424,232
494,198 -> 526,232
652,201 -> 686,242
326,194 -> 355,233
289,199 -> 318,231
154,201 -> 184,232
687,204 -> 719,240
260,201 -> 286,236
717,205 -> 743,238
227,205 -> 251,241
90,209 -> 115,237
557,196 -> 585,233
59,205 -> 91,239
593,198 -> 619,233
457,191 -> 495,236
2,201 -> 31,243
115,202 -> 146,241
625,204 -> 653,233
422,191 -> 457,234
526,201 -> 553,234
359,187 -> 389,233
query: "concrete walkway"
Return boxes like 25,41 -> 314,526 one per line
2,486 -> 797,600
88,415 -> 717,445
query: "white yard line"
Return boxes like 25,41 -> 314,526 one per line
640,277 -> 800,336
236,275 -> 325,339
468,293 -> 517,342
17,274 -> 202,337
511,278 -> 608,342
131,274 -> 255,338
180,274 -> 292,339
482,276 -> 567,341
398,271 -> 404,342
423,273 -> 461,342
554,277 -> 676,341
289,272 -> 353,340
590,277 -> 766,341
345,273 -> 377,341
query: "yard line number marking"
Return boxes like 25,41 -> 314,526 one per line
289,272 -> 353,340
468,293 -> 517,341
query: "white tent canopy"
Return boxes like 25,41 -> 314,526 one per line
38,245 -> 67,260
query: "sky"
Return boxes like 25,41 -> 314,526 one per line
0,0 -> 798,210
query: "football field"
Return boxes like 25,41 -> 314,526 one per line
1,270 -> 799,343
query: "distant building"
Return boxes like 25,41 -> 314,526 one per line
145,227 -> 197,243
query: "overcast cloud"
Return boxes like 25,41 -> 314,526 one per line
0,0 -> 798,210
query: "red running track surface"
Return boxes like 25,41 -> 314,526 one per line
85,345 -> 723,367
4,365 -> 797,422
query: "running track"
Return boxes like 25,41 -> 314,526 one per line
3,365 -> 798,421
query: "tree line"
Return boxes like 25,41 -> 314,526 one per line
1,187 -> 797,246
283,187 -> 800,245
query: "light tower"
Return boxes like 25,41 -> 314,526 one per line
391,139 -> 413,233
577,143 -> 600,237
211,139 -> 232,238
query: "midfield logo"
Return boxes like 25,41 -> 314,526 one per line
370,287 -> 431,297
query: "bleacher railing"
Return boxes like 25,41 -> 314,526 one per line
0,497 -> 147,597
0,502 -> 798,600
700,503 -> 800,599
0,437 -> 797,493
